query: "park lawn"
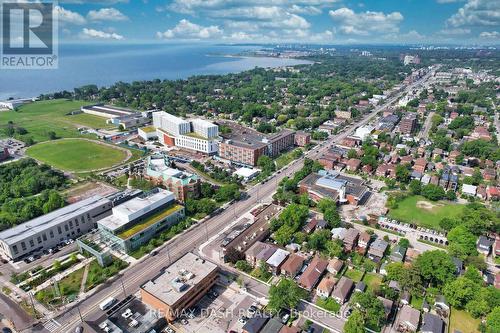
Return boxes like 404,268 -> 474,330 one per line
27,138 -> 128,172
66,113 -> 113,129
362,272 -> 383,293
0,99 -> 93,143
387,195 -> 465,230
35,267 -> 84,306
344,269 -> 364,282
449,308 -> 480,333
85,259 -> 128,291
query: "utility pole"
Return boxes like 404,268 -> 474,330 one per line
120,278 -> 127,298
77,305 -> 84,322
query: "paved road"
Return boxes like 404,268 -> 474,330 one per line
418,111 -> 434,140
50,69 -> 434,333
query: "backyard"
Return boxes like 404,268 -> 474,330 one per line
27,138 -> 130,172
387,195 -> 465,229
449,308 -> 480,333
344,268 -> 365,282
361,272 -> 383,293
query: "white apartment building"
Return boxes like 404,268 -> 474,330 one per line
154,112 -> 219,155
153,112 -> 190,137
190,118 -> 219,138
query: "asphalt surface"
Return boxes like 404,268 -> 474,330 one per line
49,69 -> 434,333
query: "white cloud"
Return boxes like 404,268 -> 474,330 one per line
81,27 -> 124,40
61,0 -> 128,4
447,0 -> 500,27
156,19 -> 223,39
54,5 -> 86,25
289,5 -> 322,15
329,7 -> 403,36
436,0 -> 464,3
438,27 -> 471,35
479,31 -> 499,39
87,8 -> 128,21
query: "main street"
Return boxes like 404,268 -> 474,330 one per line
52,68 -> 435,333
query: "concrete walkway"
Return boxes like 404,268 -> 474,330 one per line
79,263 -> 90,295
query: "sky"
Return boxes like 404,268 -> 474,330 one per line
42,0 -> 500,44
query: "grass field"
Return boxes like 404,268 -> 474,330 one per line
449,308 -> 480,333
344,269 -> 364,282
27,138 -> 129,172
0,99 -> 113,143
362,272 -> 383,292
387,195 -> 465,229
35,267 -> 84,306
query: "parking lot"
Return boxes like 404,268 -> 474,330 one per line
172,284 -> 257,333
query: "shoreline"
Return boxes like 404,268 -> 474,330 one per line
2,52 -> 313,101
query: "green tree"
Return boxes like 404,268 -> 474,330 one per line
443,277 -> 480,308
409,179 -> 422,195
344,309 -> 365,333
486,307 -> 500,333
350,292 -> 386,330
414,250 -> 455,287
447,226 -> 478,259
268,279 -> 307,314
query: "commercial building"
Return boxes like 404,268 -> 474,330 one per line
144,155 -> 200,202
0,196 -> 112,261
294,131 -> 311,147
153,112 -> 219,155
400,114 -> 417,135
218,121 -> 295,166
141,253 -> 218,322
138,126 -> 158,141
299,170 -> 369,205
77,189 -> 184,265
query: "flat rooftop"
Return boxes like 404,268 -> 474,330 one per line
217,121 -> 268,149
141,252 -> 218,306
99,189 -> 175,232
0,195 -> 110,245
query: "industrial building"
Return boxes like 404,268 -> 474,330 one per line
81,104 -> 136,119
140,252 -> 218,322
0,196 -> 112,261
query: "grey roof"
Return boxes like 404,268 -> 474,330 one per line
242,316 -> 269,333
422,313 -> 444,333
260,318 -> 284,333
355,281 -> 366,291
477,236 -> 493,248
0,195 -> 110,245
370,238 -> 389,253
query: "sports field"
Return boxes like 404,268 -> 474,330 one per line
387,195 -> 465,229
0,99 -> 112,143
26,138 -> 129,172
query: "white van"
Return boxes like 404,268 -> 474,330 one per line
99,297 -> 117,311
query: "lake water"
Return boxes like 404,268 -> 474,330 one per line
0,43 -> 311,100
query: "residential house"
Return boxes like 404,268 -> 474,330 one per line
261,317 -> 284,333
327,258 -> 344,275
316,275 -> 337,298
390,246 -> 407,263
477,236 -> 494,255
405,248 -> 420,263
331,227 -> 347,240
377,296 -> 394,320
414,158 -> 427,173
266,249 -> 289,275
462,184 -> 477,197
434,295 -> 450,316
421,313 -> 444,333
343,228 -> 360,252
357,231 -> 371,254
368,238 -> 389,262
246,241 -> 271,267
298,256 -> 328,291
346,159 -> 361,172
242,316 -> 270,333
331,276 -> 354,304
280,254 -> 305,278
304,218 -> 318,234
401,291 -> 411,305
396,305 -> 420,332
255,246 -> 278,266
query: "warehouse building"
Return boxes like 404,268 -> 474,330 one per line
0,196 -> 112,261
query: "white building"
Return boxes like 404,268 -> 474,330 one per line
0,196 -> 112,261
462,184 -> 477,196
153,112 -> 190,136
153,111 -> 219,155
354,125 -> 374,140
0,98 -> 33,110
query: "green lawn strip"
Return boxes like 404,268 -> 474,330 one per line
361,272 -> 383,293
26,138 -> 128,172
85,258 -> 129,291
35,267 -> 85,306
449,308 -> 480,333
316,297 -> 341,313
410,296 -> 423,310
118,204 -> 183,239
0,99 -> 91,142
344,269 -> 364,282
387,195 -> 465,230
66,113 -> 113,129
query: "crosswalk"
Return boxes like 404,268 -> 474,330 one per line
43,319 -> 61,332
